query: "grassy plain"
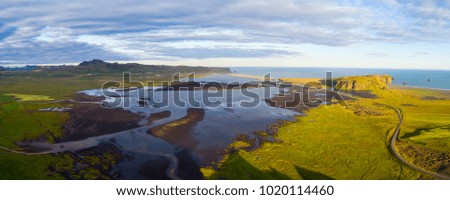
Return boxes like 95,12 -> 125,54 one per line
0,93 -> 68,147
0,93 -> 69,179
0,71 -> 448,179
0,65 -> 226,179
377,88 -> 450,173
280,78 -> 322,85
205,77 -> 450,180
5,94 -> 54,101
0,151 -> 64,179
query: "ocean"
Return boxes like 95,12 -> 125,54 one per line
230,67 -> 450,90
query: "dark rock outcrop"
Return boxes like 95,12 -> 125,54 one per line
79,59 -> 107,66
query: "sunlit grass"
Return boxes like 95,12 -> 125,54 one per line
207,102 -> 421,179
208,79 -> 450,179
0,151 -> 64,180
0,94 -> 68,147
6,93 -> 54,101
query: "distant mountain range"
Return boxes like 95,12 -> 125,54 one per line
0,65 -> 38,71
0,59 -> 230,76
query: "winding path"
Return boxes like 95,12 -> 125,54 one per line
2,91 -> 448,180
388,105 -> 450,179
0,145 -> 54,155
0,126 -> 181,180
0,142 -> 180,179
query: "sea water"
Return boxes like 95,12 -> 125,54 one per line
231,67 -> 450,90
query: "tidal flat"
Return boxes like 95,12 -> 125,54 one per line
0,69 -> 449,180
0,74 -> 307,179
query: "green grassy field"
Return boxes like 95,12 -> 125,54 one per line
5,94 -> 54,101
375,88 -> 450,174
0,93 -> 68,147
1,72 -> 448,179
204,101 -> 421,179
0,151 -> 64,179
204,78 -> 450,180
0,92 -> 70,179
0,75 -> 117,100
0,68 -> 224,179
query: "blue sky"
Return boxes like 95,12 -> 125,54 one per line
1,0 -> 450,69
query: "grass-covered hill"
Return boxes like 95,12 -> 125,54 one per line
0,59 -> 230,77
0,59 -> 231,100
280,75 -> 393,91
333,75 -> 393,91
204,75 -> 450,180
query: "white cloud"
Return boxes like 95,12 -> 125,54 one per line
34,27 -> 74,43
0,0 -> 449,69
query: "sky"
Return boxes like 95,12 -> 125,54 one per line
1,0 -> 450,69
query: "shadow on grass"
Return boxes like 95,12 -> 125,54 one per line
211,153 -> 334,180
294,165 -> 334,180
401,126 -> 450,139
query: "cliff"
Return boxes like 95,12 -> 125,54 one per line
333,74 -> 393,91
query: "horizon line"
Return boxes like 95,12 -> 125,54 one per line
2,60 -> 450,71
